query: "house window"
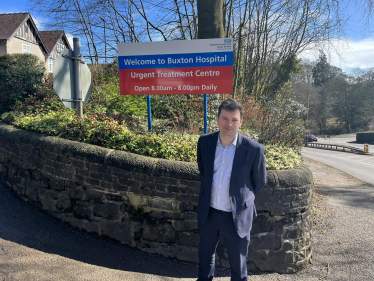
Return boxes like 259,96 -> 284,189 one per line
57,41 -> 65,53
48,59 -> 54,73
22,44 -> 31,54
25,24 -> 29,33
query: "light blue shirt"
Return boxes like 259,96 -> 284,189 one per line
210,133 -> 237,212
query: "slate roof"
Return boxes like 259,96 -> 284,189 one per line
0,13 -> 30,40
39,30 -> 64,52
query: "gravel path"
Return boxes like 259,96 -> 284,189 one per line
1,157 -> 373,280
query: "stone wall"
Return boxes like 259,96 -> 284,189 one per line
0,122 -> 313,273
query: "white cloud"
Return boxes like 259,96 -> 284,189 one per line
299,38 -> 374,72
31,15 -> 44,30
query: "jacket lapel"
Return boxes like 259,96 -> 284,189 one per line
207,132 -> 219,176
230,133 -> 247,187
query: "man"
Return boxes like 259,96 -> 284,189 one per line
196,98 -> 267,281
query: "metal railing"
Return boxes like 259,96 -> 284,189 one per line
304,142 -> 371,155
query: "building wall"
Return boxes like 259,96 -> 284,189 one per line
7,36 -> 46,63
14,20 -> 38,44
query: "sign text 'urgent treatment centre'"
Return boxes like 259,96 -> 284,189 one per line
118,39 -> 233,95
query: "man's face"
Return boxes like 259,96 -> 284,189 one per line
217,109 -> 243,138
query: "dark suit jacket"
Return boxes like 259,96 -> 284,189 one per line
197,132 -> 267,238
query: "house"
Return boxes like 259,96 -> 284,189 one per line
0,13 -> 72,74
0,13 -> 49,63
39,30 -> 72,73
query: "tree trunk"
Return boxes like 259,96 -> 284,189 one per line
197,0 -> 224,39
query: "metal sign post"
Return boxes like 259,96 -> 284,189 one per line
53,37 -> 91,115
204,94 -> 208,134
147,95 -> 152,132
73,38 -> 83,118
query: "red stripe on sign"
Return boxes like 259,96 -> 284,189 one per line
120,79 -> 233,95
120,66 -> 232,82
119,66 -> 233,95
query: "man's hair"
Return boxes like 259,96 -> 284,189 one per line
218,98 -> 244,119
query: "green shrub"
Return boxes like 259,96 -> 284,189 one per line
151,94 -> 220,134
2,109 -> 302,169
1,79 -> 303,169
85,80 -> 147,119
0,54 -> 45,114
2,110 -> 198,161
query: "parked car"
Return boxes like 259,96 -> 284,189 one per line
307,135 -> 318,142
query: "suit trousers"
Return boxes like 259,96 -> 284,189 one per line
198,207 -> 250,281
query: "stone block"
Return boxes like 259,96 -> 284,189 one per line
265,170 -> 279,188
25,180 -> 39,202
296,167 -> 313,185
249,250 -> 268,261
143,222 -> 175,243
255,249 -> 287,273
39,188 -> 59,200
84,220 -> 101,235
246,261 -> 258,272
7,165 -> 16,180
251,233 -> 282,251
57,194 -> 71,210
252,213 -> 272,234
283,240 -> 294,251
284,226 -> 303,239
182,211 -> 196,220
55,169 -> 75,181
273,187 -> 292,195
149,211 -> 163,219
100,220 -> 132,244
138,240 -> 178,258
13,183 -> 25,196
70,187 -> 86,199
111,182 -> 129,192
112,168 -> 135,179
162,212 -> 183,220
85,189 -> 104,201
277,170 -> 302,188
89,171 -> 113,182
18,170 -> 30,180
50,178 -> 65,190
93,202 -> 120,220
42,165 -> 55,176
86,162 -> 113,174
178,232 -> 199,247
40,197 -> 57,212
74,204 -> 94,221
149,189 -> 176,199
85,177 -> 100,187
64,215 -> 89,231
100,180 -> 112,189
176,246 -> 198,263
103,192 -> 125,202
174,219 -> 198,231
155,183 -> 167,192
146,198 -> 178,211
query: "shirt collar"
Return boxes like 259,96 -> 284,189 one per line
217,133 -> 238,148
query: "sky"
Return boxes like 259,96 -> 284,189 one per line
1,0 -> 374,73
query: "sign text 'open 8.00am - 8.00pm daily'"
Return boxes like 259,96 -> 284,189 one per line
118,39 -> 233,95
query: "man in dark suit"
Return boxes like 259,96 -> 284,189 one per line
196,99 -> 267,281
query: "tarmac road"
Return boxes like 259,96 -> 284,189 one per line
302,134 -> 374,185
1,157 -> 374,280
